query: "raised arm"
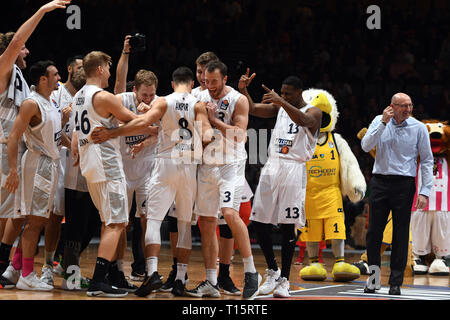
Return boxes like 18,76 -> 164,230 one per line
238,68 -> 279,118
114,35 -> 131,94
91,97 -> 167,143
0,0 -> 70,92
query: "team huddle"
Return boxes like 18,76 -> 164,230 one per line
0,0 -> 327,299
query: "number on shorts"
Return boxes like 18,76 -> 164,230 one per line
333,223 -> 339,233
285,207 -> 299,219
178,117 -> 192,140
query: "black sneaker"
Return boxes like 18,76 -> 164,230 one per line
160,267 -> 189,292
0,275 -> 15,289
352,260 -> 369,275
242,272 -> 262,300
109,271 -> 138,293
218,275 -> 241,296
171,279 -> 186,296
135,271 -> 162,297
86,280 -> 128,298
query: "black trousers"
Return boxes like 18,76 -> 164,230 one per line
366,174 -> 416,286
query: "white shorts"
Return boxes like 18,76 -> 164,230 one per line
146,158 -> 197,223
195,161 -> 245,219
21,150 -> 59,219
53,149 -> 66,217
87,178 -> 129,226
411,210 -> 450,257
0,148 -> 23,219
251,159 -> 307,228
127,174 -> 152,218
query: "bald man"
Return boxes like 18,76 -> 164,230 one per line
361,93 -> 433,295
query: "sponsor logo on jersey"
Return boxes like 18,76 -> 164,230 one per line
175,143 -> 193,151
281,145 -> 289,154
76,97 -> 85,105
308,166 -> 337,177
219,99 -> 229,110
175,102 -> 189,111
79,138 -> 89,147
54,130 -> 62,145
51,98 -> 59,109
125,135 -> 146,146
275,138 -> 293,147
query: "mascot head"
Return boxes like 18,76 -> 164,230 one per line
302,88 -> 339,132
422,120 -> 450,155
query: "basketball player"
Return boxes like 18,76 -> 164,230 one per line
91,66 -> 212,297
160,51 -> 219,292
40,55 -> 83,286
71,50 -> 146,297
4,60 -> 62,291
187,60 -> 261,300
111,35 -> 159,290
0,0 -> 71,288
239,69 -> 321,298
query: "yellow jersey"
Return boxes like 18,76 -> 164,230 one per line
305,132 -> 344,219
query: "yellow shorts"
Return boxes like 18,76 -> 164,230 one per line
299,214 -> 346,242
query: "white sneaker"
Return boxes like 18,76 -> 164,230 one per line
273,277 -> 290,298
2,263 -> 20,284
428,258 -> 449,276
16,271 -> 54,291
53,263 -> 64,277
40,264 -> 54,286
259,268 -> 281,295
185,280 -> 221,298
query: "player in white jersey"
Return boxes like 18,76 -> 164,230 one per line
39,55 -> 84,286
239,70 -> 321,298
71,51 -> 145,298
160,51 -> 219,292
0,0 -> 70,289
112,36 -> 159,287
187,60 -> 261,300
91,66 -> 212,297
3,60 -> 62,291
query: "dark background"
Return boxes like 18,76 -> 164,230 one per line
3,0 -> 449,246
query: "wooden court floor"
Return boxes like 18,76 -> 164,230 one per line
0,244 -> 448,300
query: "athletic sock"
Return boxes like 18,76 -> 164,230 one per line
218,263 -> 230,278
146,256 -> 158,275
92,257 -> 110,283
206,268 -> 217,286
175,263 -> 187,283
242,255 -> 257,273
22,257 -> 34,277
11,247 -> 23,271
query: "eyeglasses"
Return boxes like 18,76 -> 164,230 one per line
393,103 -> 413,108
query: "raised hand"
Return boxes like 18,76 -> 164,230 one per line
382,106 -> 394,124
238,68 -> 256,92
40,0 -> 72,13
261,84 -> 283,106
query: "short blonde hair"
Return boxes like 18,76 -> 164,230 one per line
0,32 -> 15,55
195,51 -> 219,66
134,69 -> 158,89
83,51 -> 111,77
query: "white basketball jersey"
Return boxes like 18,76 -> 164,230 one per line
73,84 -> 124,183
198,86 -> 247,165
413,156 -> 449,211
268,105 -> 318,162
0,65 -> 29,154
191,86 -> 205,99
50,83 -> 72,136
156,91 -> 201,163
23,91 -> 61,160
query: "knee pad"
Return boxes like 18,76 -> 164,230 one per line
176,220 -> 192,250
167,216 -> 178,233
331,239 -> 345,258
219,224 -> 233,239
144,219 -> 162,246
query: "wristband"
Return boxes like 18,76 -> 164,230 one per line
122,51 -> 130,55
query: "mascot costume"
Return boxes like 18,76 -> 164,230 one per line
298,89 -> 366,282
411,120 -> 450,276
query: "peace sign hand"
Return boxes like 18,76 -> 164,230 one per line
238,68 -> 256,92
